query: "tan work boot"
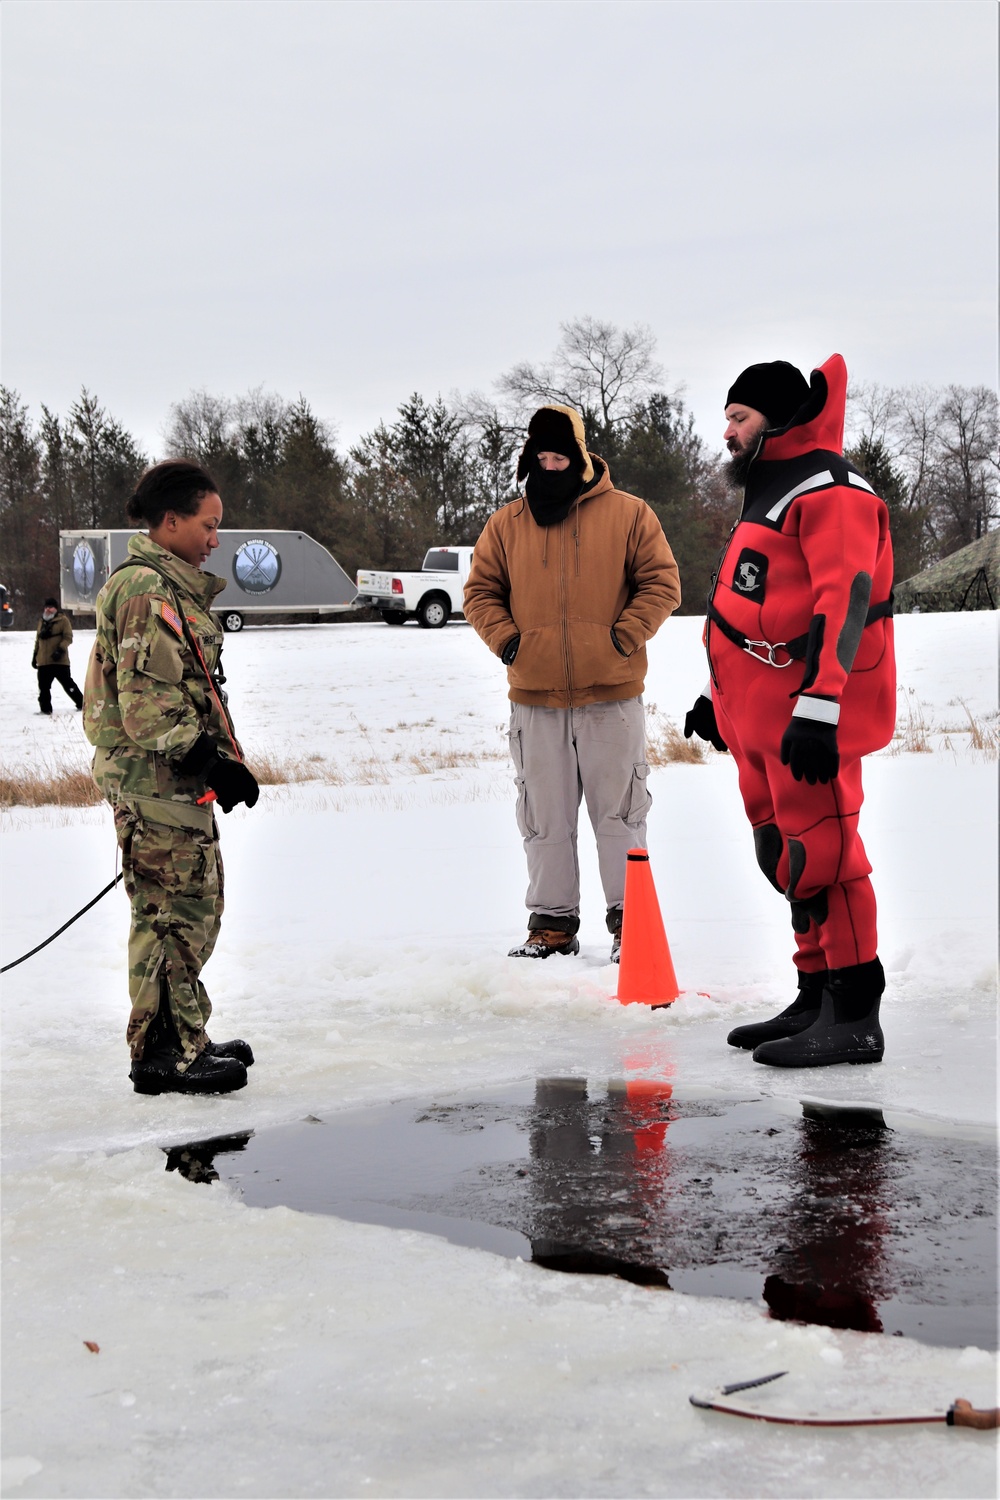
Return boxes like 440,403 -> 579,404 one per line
508,929 -> 581,959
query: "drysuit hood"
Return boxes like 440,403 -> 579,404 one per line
758,353 -> 847,461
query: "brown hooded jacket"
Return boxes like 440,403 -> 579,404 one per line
464,437 -> 681,708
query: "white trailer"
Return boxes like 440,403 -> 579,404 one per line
59,529 -> 357,631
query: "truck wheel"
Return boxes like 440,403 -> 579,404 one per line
221,611 -> 244,633
417,596 -> 449,629
381,611 -> 407,626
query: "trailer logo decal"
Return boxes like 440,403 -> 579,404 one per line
73,541 -> 96,598
233,539 -> 282,595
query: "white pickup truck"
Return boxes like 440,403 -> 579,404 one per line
355,546 -> 474,628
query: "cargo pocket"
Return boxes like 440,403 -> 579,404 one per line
508,726 -> 537,839
622,762 -> 651,830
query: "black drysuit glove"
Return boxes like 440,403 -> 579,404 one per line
780,711 -> 840,785
176,732 -> 260,813
501,635 -> 520,666
683,694 -> 728,753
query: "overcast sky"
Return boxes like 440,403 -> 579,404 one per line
2,0 -> 996,461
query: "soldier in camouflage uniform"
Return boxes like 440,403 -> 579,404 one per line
84,460 -> 260,1095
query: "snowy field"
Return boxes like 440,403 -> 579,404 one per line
1,611 -> 998,1499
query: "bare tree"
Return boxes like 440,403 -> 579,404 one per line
845,380 -> 903,450
163,389 -> 234,463
497,317 -> 665,437
846,380 -> 999,562
928,384 -> 999,549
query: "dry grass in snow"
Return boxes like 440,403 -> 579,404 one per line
0,762 -> 103,809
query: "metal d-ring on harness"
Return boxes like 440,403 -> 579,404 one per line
706,597 -> 893,670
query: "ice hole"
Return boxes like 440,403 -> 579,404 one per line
165,1081 -> 997,1350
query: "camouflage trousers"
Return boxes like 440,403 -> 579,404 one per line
112,805 -> 225,1064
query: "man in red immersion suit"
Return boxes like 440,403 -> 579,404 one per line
685,355 -> 895,1067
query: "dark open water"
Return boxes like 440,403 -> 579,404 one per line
166,1081 -> 998,1350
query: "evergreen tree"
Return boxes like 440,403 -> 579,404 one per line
68,388 -> 148,528
268,397 -> 350,547
389,394 -> 483,540
0,387 -> 49,607
613,394 -> 734,614
346,423 -> 423,570
845,433 -> 925,584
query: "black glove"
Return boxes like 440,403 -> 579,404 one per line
501,635 -> 520,666
176,732 -> 260,813
780,714 -> 839,785
610,627 -> 629,657
683,694 -> 728,753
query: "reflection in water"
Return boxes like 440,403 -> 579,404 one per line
164,1132 -> 253,1184
763,1107 -> 889,1334
527,1077 -> 676,1286
163,1083 -> 997,1350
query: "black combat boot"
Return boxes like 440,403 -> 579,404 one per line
727,969 -> 827,1050
204,1038 -> 255,1067
751,958 -> 885,1069
130,1049 -> 248,1095
130,1002 -> 248,1095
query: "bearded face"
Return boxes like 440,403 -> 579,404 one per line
724,443 -> 760,489
722,405 -> 769,489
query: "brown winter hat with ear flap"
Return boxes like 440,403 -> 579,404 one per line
516,404 -> 595,484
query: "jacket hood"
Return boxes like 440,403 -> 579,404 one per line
758,353 -> 847,461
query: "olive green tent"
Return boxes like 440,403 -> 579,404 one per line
893,530 -> 999,613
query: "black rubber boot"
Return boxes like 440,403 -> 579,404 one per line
752,958 -> 885,1069
205,1039 -> 255,1067
726,969 -> 827,1050
130,1049 -> 248,1095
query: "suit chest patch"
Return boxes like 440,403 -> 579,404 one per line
731,548 -> 769,601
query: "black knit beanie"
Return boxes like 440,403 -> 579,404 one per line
44,597 -> 59,608
726,361 -> 810,429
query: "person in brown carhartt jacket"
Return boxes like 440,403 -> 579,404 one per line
32,597 -> 84,714
465,404 -> 681,961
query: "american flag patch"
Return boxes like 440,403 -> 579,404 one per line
160,601 -> 183,636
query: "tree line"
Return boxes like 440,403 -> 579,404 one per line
1,318 -> 996,615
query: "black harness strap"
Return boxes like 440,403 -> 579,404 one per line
707,596 -> 893,668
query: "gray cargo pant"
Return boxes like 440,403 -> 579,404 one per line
508,698 -> 650,933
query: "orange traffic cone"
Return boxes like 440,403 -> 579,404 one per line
616,848 -> 680,1008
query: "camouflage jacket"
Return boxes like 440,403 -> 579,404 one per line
33,611 -> 73,668
84,532 -> 242,831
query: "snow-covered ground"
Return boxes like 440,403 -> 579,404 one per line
2,612 -> 997,1499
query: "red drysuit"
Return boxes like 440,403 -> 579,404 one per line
707,354 -> 896,973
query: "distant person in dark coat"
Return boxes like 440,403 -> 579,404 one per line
32,598 -> 83,714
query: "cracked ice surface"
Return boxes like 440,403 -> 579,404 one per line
1,613 -> 997,1498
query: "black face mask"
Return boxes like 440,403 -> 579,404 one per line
524,456 -> 584,526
